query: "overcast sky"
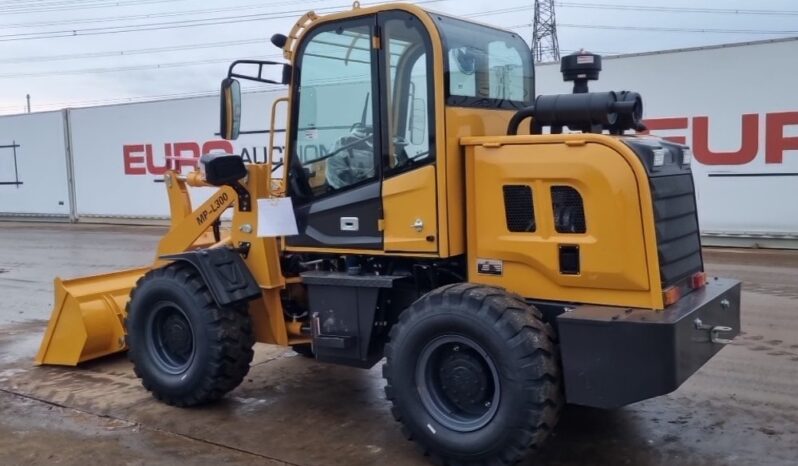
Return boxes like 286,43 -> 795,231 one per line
1,0 -> 797,115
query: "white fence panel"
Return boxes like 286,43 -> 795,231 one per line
0,111 -> 71,217
536,38 -> 798,237
4,37 -> 796,240
69,91 -> 285,218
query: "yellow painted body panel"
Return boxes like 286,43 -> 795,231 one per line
463,134 -> 664,309
37,3 -> 674,367
157,184 -> 237,256
442,107 -> 521,257
230,164 -> 288,345
383,165 -> 438,252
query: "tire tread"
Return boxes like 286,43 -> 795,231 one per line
383,284 -> 564,466
126,263 -> 254,407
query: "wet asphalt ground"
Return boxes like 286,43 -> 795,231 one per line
0,222 -> 796,466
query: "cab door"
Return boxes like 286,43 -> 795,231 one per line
377,11 -> 439,253
286,16 -> 383,250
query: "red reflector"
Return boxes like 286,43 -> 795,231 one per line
691,272 -> 707,289
663,286 -> 681,306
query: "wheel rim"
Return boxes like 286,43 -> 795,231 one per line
146,302 -> 195,374
416,335 -> 500,432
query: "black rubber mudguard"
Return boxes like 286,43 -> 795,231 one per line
160,248 -> 261,306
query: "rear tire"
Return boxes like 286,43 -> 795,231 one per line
383,284 -> 563,466
126,263 -> 254,407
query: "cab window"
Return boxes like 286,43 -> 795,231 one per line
292,22 -> 378,198
431,13 -> 533,109
382,15 -> 434,175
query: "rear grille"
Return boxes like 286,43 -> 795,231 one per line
650,174 -> 703,287
503,185 -> 536,232
551,186 -> 586,233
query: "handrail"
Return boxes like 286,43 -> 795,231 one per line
268,96 -> 290,196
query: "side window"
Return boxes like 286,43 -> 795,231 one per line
488,41 -> 524,101
382,17 -> 433,175
431,14 -> 533,109
293,23 -> 377,198
551,186 -> 586,233
503,185 -> 536,232
449,42 -> 525,102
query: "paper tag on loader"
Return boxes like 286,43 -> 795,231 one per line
257,197 -> 299,237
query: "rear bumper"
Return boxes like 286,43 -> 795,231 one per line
557,277 -> 741,409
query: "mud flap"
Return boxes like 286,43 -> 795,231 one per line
160,248 -> 261,306
35,267 -> 148,366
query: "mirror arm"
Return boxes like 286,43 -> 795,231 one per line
227,59 -> 292,85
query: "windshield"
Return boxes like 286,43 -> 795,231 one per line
429,13 -> 533,109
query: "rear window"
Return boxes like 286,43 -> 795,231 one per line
430,14 -> 533,109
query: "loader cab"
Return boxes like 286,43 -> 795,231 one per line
282,6 -> 534,255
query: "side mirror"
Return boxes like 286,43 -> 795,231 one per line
220,78 -> 242,140
409,97 -> 426,145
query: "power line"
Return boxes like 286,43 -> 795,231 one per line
560,23 -> 798,35
0,0 -> 444,41
0,55 -> 280,79
0,85 -> 285,113
0,3 -> 516,72
0,38 -> 270,64
0,0 -> 129,7
509,22 -> 798,35
0,0 -> 187,15
3,2 -> 518,32
0,89 -> 221,112
557,2 -> 798,16
0,12 -> 313,41
0,0 -> 329,29
462,6 -> 530,18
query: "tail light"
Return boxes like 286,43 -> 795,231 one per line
690,272 -> 707,289
663,286 -> 681,306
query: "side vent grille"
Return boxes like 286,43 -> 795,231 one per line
503,185 -> 536,232
552,186 -> 586,233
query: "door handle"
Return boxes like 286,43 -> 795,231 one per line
340,217 -> 359,231
411,218 -> 424,232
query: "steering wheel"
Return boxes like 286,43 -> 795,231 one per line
349,122 -> 373,136
288,159 -> 313,200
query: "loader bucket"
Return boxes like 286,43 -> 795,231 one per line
35,267 -> 149,366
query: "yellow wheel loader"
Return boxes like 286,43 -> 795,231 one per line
36,3 -> 741,464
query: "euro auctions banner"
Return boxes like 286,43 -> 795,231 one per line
536,38 -> 798,236
5,37 -> 796,239
69,90 -> 286,218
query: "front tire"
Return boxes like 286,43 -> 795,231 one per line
126,263 -> 254,407
383,284 -> 563,465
